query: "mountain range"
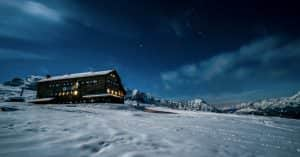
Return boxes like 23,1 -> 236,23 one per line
1,76 -> 299,119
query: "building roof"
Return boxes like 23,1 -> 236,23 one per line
38,69 -> 114,83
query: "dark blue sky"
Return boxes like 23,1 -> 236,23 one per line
1,0 -> 300,104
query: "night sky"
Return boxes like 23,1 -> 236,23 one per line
1,0 -> 300,104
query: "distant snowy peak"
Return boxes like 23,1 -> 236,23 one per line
131,89 -> 139,97
125,88 -> 216,112
24,75 -> 44,84
24,75 -> 44,90
290,91 -> 300,100
231,91 -> 300,119
188,99 -> 207,104
184,98 -> 216,112
2,75 -> 44,90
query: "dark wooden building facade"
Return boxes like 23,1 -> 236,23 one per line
32,69 -> 126,104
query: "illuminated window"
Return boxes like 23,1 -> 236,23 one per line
75,82 -> 79,87
107,88 -> 110,94
74,90 -> 78,96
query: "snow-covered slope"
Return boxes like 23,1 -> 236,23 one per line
0,84 -> 22,102
223,91 -> 300,119
0,84 -> 36,102
0,76 -> 42,102
0,102 -> 299,157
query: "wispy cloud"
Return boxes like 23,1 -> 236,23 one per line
1,0 -> 62,22
21,1 -> 62,22
0,0 -> 64,41
160,36 -> 300,101
0,48 -> 51,60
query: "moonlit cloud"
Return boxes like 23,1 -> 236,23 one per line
21,1 -> 62,22
1,0 -> 62,22
161,71 -> 179,82
0,0 -> 64,41
160,36 -> 300,101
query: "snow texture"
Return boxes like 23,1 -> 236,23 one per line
0,102 -> 300,157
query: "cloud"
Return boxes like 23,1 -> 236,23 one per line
161,71 -> 179,81
0,48 -> 51,60
21,1 -> 62,22
160,36 -> 300,101
1,0 -> 62,22
0,0 -> 65,41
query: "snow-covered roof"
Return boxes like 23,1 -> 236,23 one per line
38,69 -> 114,83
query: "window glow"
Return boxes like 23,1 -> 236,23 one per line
107,88 -> 110,93
74,90 -> 78,96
